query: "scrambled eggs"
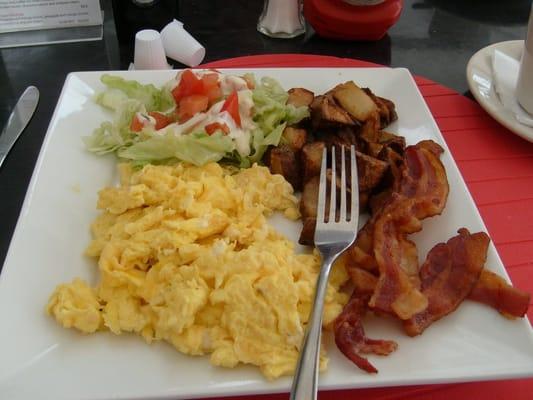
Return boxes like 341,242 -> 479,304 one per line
47,162 -> 349,379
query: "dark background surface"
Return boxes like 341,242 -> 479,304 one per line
0,0 -> 531,269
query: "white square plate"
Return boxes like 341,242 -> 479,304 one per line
1,68 -> 533,400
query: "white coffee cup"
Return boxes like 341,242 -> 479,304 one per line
517,7 -> 533,114
134,29 -> 169,70
160,19 -> 205,67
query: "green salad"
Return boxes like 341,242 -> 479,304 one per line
84,70 -> 309,167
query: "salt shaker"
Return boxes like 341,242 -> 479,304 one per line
257,0 -> 306,39
517,6 -> 533,114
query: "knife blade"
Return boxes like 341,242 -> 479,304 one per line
0,86 -> 39,169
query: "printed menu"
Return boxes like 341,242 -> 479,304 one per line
0,0 -> 102,33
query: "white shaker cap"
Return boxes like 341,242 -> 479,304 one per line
134,29 -> 169,70
160,19 -> 205,67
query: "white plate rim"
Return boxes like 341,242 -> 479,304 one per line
1,67 -> 533,400
466,39 -> 533,143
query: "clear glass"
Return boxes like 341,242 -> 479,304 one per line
257,0 -> 305,39
517,5 -> 533,114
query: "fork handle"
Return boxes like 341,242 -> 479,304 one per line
290,255 -> 337,400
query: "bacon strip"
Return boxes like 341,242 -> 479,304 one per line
368,142 -> 449,320
334,293 -> 398,373
369,198 -> 427,319
347,266 -> 378,296
346,141 -> 448,269
345,221 -> 379,274
400,140 -> 448,219
404,229 -> 490,336
348,264 -> 531,320
469,269 -> 530,318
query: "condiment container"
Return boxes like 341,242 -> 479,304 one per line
304,0 -> 403,41
160,19 -> 205,67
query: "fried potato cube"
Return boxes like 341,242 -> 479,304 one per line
301,141 -> 325,183
377,130 -> 406,155
310,95 -> 355,128
366,142 -> 384,158
300,175 -> 320,219
359,113 -> 381,144
298,218 -> 316,246
281,127 -> 308,152
362,88 -> 398,128
315,127 -> 358,149
287,87 -> 315,108
264,145 -> 302,190
360,191 -> 370,211
356,151 -> 388,192
331,81 -> 378,122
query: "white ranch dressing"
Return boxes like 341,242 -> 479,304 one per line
133,112 -> 157,129
162,113 -> 208,136
157,73 -> 256,157
219,74 -> 249,95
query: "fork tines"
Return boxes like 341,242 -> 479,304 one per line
316,145 -> 359,225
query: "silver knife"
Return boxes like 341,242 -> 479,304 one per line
0,86 -> 39,169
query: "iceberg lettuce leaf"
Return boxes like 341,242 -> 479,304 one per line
117,131 -> 235,166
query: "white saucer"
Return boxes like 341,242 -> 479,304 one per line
466,40 -> 533,143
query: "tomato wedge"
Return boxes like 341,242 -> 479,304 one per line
130,114 -> 145,132
201,73 -> 219,87
148,112 -> 172,130
178,95 -> 209,122
205,122 -> 230,135
201,73 -> 222,105
172,70 -> 223,108
172,69 -> 204,103
221,91 -> 241,127
206,86 -> 222,105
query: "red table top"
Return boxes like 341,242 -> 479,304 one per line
201,54 -> 533,400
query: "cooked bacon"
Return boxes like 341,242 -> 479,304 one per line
331,135 -> 531,372
345,141 -> 449,320
398,236 -> 420,287
469,269 -> 530,318
403,229 -> 490,336
398,141 -> 448,219
346,267 -> 378,296
369,198 -> 427,319
347,141 -> 448,271
345,221 -> 379,274
417,139 -> 445,157
346,251 -> 531,321
334,293 -> 398,373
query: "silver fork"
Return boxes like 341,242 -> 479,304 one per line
290,145 -> 359,400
